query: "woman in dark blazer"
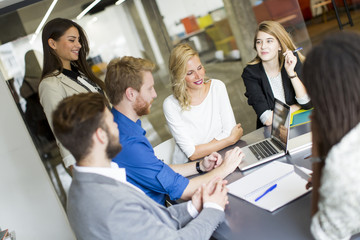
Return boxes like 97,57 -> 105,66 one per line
242,21 -> 311,128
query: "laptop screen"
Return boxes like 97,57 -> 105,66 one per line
271,99 -> 290,150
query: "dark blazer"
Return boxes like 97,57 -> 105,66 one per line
242,56 -> 312,128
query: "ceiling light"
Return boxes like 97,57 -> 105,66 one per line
115,0 -> 125,5
30,0 -> 58,44
76,0 -> 101,20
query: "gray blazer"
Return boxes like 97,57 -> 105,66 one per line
67,170 -> 225,240
39,73 -> 92,167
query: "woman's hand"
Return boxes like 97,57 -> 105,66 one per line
306,174 -> 313,190
290,104 -> 301,114
229,123 -> 243,144
264,111 -> 273,126
283,49 -> 297,76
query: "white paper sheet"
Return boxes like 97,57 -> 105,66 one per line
228,161 -> 312,212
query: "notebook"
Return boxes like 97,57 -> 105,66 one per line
238,99 -> 290,171
228,161 -> 312,212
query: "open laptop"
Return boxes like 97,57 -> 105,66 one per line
238,99 -> 291,171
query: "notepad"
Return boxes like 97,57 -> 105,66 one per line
228,161 -> 312,212
290,109 -> 313,128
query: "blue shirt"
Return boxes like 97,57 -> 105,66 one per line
111,108 -> 189,205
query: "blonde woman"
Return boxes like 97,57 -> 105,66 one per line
163,43 -> 243,164
242,21 -> 311,128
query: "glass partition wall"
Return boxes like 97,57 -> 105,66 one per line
4,0 -> 358,208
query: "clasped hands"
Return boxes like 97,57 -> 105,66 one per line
193,147 -> 245,212
191,177 -> 229,212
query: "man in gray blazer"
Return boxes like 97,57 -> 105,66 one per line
52,92 -> 241,240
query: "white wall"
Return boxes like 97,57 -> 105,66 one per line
0,75 -> 75,239
76,3 -> 144,64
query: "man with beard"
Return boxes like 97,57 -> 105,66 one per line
52,92 -> 232,239
105,56 -> 244,205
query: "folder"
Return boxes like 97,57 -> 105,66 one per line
228,161 -> 312,212
290,108 -> 313,128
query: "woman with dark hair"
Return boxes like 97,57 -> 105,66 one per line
242,21 -> 311,128
39,18 -> 106,170
302,32 -> 360,239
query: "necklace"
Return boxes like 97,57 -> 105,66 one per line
268,72 -> 280,81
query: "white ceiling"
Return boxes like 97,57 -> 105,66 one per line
22,0 -> 93,34
1,0 -> 95,35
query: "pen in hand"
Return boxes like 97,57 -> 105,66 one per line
283,47 -> 302,56
293,47 -> 303,53
255,184 -> 277,202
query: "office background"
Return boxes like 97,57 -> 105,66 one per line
0,0 -> 359,239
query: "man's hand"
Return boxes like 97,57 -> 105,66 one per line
201,152 -> 223,171
191,187 -> 203,212
202,177 -> 229,210
222,147 -> 245,175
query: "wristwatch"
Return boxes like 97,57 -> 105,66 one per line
289,72 -> 298,79
196,161 -> 204,174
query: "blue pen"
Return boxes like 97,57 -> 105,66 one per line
293,47 -> 303,53
255,184 -> 277,202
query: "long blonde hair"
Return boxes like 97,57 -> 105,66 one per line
249,21 -> 305,69
169,43 -> 208,110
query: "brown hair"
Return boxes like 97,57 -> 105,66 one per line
52,93 -> 108,161
302,31 -> 360,157
41,18 -> 105,90
105,56 -> 155,105
249,21 -> 305,69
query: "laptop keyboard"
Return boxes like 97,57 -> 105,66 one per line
249,140 -> 278,160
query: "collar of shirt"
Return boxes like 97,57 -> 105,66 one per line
73,162 -> 144,193
111,107 -> 146,137
62,65 -> 79,79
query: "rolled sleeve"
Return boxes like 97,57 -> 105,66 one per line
156,163 -> 189,200
114,136 -> 189,204
183,145 -> 195,158
63,153 -> 76,168
260,110 -> 272,125
295,94 -> 311,105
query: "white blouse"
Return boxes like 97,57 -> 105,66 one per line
163,79 -> 236,164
